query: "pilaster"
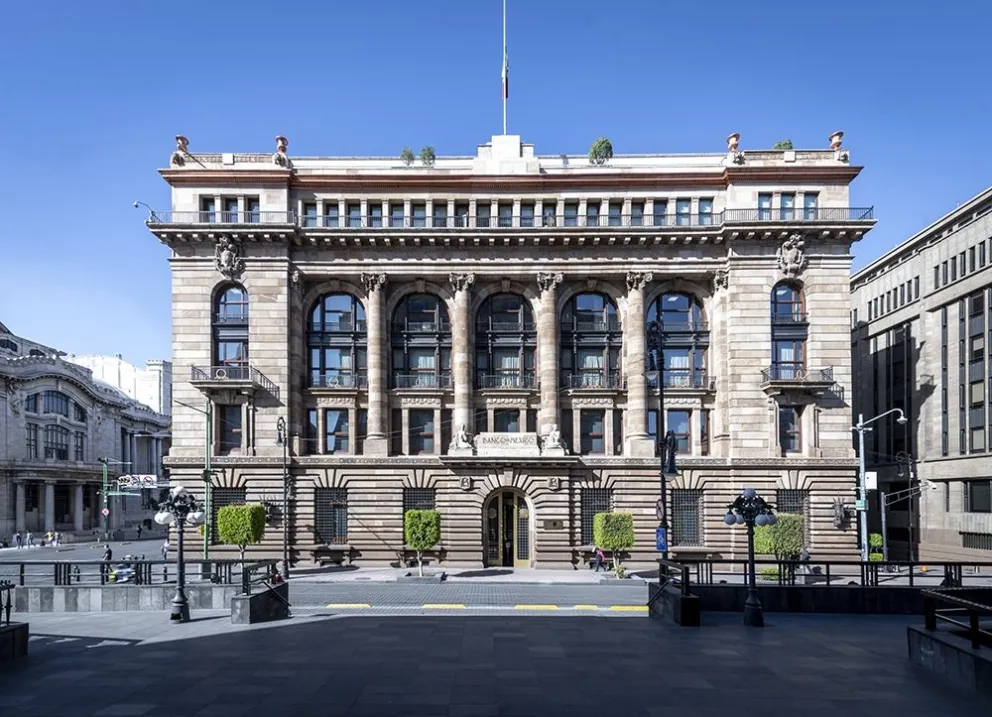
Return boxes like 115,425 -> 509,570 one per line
450,273 -> 475,439
536,272 -> 563,433
361,272 -> 389,455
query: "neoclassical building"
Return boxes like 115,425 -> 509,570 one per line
0,321 -> 170,541
147,131 -> 873,568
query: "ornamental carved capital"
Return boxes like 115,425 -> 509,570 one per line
536,272 -> 563,293
360,272 -> 387,294
712,269 -> 729,292
448,273 -> 475,293
625,271 -> 653,293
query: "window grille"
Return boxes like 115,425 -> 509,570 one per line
671,489 -> 703,546
580,488 -> 612,545
403,487 -> 435,512
776,489 -> 811,543
314,488 -> 348,544
962,532 -> 992,551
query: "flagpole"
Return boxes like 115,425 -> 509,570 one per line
502,0 -> 507,135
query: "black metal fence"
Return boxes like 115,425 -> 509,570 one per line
0,559 -> 246,587
0,581 -> 12,626
657,559 -> 691,596
922,587 -> 992,649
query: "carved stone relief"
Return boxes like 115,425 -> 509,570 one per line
214,237 -> 245,282
536,272 -> 563,293
712,269 -> 729,292
360,272 -> 387,294
569,397 -> 615,407
449,273 -> 475,293
625,271 -> 653,292
399,397 -> 442,408
315,396 -> 357,408
777,233 -> 808,279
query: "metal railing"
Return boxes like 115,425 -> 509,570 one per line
146,207 -> 876,230
648,370 -> 715,390
190,365 -> 280,395
760,365 -> 834,383
770,311 -> 808,324
214,312 -> 249,324
477,373 -> 538,389
0,559 -> 247,587
922,587 -> 992,649
392,373 -> 453,389
309,372 -> 368,389
563,318 -> 621,332
241,560 -> 281,595
565,372 -> 625,389
475,320 -> 537,332
0,581 -> 11,626
657,559 -> 691,596
390,320 -> 451,333
310,320 -> 367,333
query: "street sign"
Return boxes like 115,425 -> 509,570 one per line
101,508 -> 110,516
117,475 -> 164,490
655,527 -> 668,552
855,499 -> 867,511
865,471 -> 878,490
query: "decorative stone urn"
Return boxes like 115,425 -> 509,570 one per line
829,131 -> 844,149
726,133 -> 740,152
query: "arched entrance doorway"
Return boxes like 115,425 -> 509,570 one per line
483,489 -> 532,568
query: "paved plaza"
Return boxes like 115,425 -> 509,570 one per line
2,610 -> 987,716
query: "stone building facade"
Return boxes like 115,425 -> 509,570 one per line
851,186 -> 992,561
67,354 -> 173,416
147,132 -> 873,568
0,321 -> 170,542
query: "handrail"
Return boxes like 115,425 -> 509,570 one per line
0,558 -> 249,587
922,587 -> 992,649
241,560 -> 280,596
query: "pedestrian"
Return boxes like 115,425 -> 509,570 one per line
136,524 -> 142,540
593,545 -> 606,572
102,544 -> 113,562
54,531 -> 61,547
14,532 -> 22,549
160,540 -> 169,561
26,532 -> 34,547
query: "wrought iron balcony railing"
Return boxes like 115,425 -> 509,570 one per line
564,318 -> 621,332
648,320 -> 710,334
770,311 -> 808,324
309,372 -> 368,389
190,365 -> 279,395
565,372 -> 624,390
391,320 -> 451,333
392,373 -> 453,389
310,320 -> 367,333
647,370 -> 715,390
147,211 -> 297,225
761,365 -> 835,383
477,373 -> 538,389
475,320 -> 537,332
724,207 -> 874,223
214,312 -> 249,324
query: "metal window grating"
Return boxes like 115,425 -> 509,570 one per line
776,489 -> 811,542
314,488 -> 348,544
403,487 -> 436,512
211,487 -> 247,543
671,489 -> 703,546
580,488 -> 612,545
962,532 -> 992,551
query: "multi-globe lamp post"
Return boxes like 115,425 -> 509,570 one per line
154,486 -> 205,623
724,488 -> 777,628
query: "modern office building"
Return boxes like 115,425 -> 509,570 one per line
144,131 -> 873,568
67,354 -> 173,416
0,321 -> 171,541
851,186 -> 992,561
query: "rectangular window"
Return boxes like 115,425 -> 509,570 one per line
26,423 -> 38,459
652,200 -> 668,226
667,409 -> 691,454
630,201 -> 644,227
700,410 -> 710,456
671,489 -> 703,546
520,203 -> 535,228
698,198 -> 714,225
314,488 -> 348,544
972,335 -> 986,362
980,242 -> 987,268
969,247 -> 977,273
580,488 -> 612,545
454,203 -> 469,227
325,203 -> 340,228
498,203 -> 513,228
563,203 -> 578,227
585,201 -> 600,227
541,201 -> 557,227
222,197 -> 238,223
346,203 -> 361,228
367,203 -> 383,228
441,409 -> 452,455
409,409 -> 435,455
356,410 -> 367,456
675,198 -> 691,226
74,432 -> 84,461
780,193 -> 795,221
211,487 -> 247,543
305,409 -> 318,455
803,193 -> 818,220
758,193 -> 772,221
432,203 -> 448,229
474,408 -> 488,435
324,409 -> 349,454
200,196 -> 216,223
579,409 -> 605,454
933,265 -> 940,290
527,409 -> 538,433
302,202 -> 317,228
494,409 -> 520,433
960,252 -> 967,277
403,487 -> 436,513
24,393 -> 37,413
964,480 -> 992,513
914,276 -> 920,300
218,405 -> 242,454
411,203 -> 426,228
391,409 -> 403,455
43,425 -> 69,460
560,408 -> 573,453
613,410 -> 623,454
388,203 -> 403,228
951,259 -> 957,282
779,407 -> 802,453
900,284 -> 906,306
607,201 -> 622,226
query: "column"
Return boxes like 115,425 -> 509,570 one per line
241,402 -> 251,455
73,484 -> 84,532
433,407 -> 443,454
361,272 -> 389,455
130,434 -> 138,471
624,271 -> 655,457
44,481 -> 55,532
317,408 -> 327,454
15,481 -> 26,533
537,272 -> 563,433
450,273 -> 475,438
123,431 -> 131,469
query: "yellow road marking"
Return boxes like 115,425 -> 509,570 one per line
513,604 -> 560,610
609,605 -> 649,612
572,605 -> 601,610
325,603 -> 371,609
422,604 -> 466,609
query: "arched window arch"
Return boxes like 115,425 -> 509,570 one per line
770,282 -> 808,380
475,294 -> 537,390
0,338 -> 19,353
391,294 -> 452,389
560,292 -> 622,389
646,292 -> 710,389
307,293 -> 367,388
212,284 -> 249,378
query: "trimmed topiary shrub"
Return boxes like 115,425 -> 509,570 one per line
216,503 -> 267,562
868,553 -> 884,562
404,509 -> 441,577
769,513 -> 805,560
753,524 -> 774,555
773,139 -> 793,150
588,137 -> 614,165
593,511 -> 635,570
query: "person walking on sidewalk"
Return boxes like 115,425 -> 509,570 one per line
26,532 -> 34,548
593,545 -> 606,572
13,532 -> 22,549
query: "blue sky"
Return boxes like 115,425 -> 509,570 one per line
1,0 -> 989,364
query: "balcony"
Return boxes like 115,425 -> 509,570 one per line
475,320 -> 537,332
477,373 -> 538,390
391,320 -> 451,333
190,365 -> 279,398
654,320 -> 709,333
770,311 -> 808,325
147,211 -> 297,226
563,318 -> 621,332
565,372 -> 624,390
309,372 -> 367,389
214,311 -> 249,325
313,320 -> 367,333
759,364 -> 835,397
724,207 -> 875,223
647,370 -> 715,391
392,373 -> 452,390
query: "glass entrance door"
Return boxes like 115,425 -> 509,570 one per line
484,492 -> 530,568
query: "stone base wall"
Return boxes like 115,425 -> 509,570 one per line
0,623 -> 29,666
13,585 -> 237,613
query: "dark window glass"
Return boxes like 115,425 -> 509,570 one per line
667,410 -> 690,453
579,410 -> 605,454
218,405 -> 242,454
409,410 -> 435,455
779,407 -> 801,453
324,409 -> 349,454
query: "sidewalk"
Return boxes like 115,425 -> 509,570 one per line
291,566 -> 636,584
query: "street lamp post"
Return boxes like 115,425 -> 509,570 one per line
275,417 -> 290,579
646,321 -> 677,559
175,399 -> 214,560
99,457 -> 131,542
154,486 -> 205,623
724,488 -> 777,628
852,409 -> 908,562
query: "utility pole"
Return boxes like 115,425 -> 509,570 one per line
852,408 -> 907,562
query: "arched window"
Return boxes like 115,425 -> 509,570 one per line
646,293 -> 709,388
43,390 -> 71,417
391,294 -> 451,388
0,338 -> 18,353
770,282 -> 807,380
213,284 -> 249,379
308,293 -> 367,388
28,349 -> 44,357
475,294 -> 537,389
560,293 -> 622,388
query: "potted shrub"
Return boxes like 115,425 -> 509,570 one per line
868,533 -> 884,562
419,146 -> 436,168
588,137 -> 613,166
772,139 -> 794,150
400,147 -> 415,166
593,511 -> 635,574
216,503 -> 267,562
404,509 -> 441,577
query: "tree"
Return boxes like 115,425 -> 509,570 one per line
593,512 -> 635,570
773,139 -> 794,150
216,503 -> 266,562
419,146 -> 436,167
400,147 -> 415,166
588,137 -> 614,166
769,513 -> 805,560
404,509 -> 441,577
